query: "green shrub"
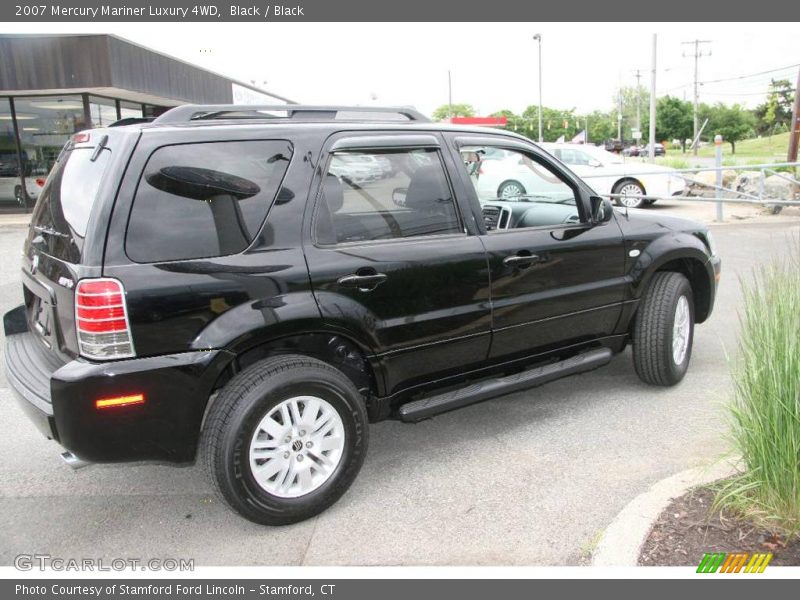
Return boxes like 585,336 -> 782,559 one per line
716,237 -> 800,536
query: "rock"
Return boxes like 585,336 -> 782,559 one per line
684,170 -> 738,198
733,171 -> 763,198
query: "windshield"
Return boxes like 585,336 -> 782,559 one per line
27,141 -> 111,263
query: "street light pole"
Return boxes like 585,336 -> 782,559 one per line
533,34 -> 543,143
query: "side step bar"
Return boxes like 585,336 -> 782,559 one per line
398,347 -> 613,422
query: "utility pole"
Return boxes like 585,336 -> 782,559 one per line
617,90 -> 623,141
533,34 -> 543,143
447,70 -> 452,120
682,39 -> 711,156
788,66 -> 800,163
633,69 -> 642,131
649,35 -> 657,162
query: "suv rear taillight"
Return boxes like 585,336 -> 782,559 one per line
75,278 -> 136,360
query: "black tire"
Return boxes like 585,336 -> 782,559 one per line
14,185 -> 26,208
201,354 -> 368,525
498,180 -> 526,199
612,179 -> 645,209
632,272 -> 694,386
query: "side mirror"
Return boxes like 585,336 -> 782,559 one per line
392,187 -> 408,207
590,196 -> 614,224
588,158 -> 602,168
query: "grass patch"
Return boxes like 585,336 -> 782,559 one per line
696,131 -> 791,160
715,236 -> 800,537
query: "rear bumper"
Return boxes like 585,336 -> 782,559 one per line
4,305 -> 234,464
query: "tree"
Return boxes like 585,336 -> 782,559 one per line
432,103 -> 475,120
754,79 -> 794,135
705,103 -> 756,154
519,105 -> 580,142
583,110 -> 616,145
642,96 -> 693,151
614,85 -> 651,140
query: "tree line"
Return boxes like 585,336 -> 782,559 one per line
432,79 -> 795,154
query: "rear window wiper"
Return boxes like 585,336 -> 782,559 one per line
32,225 -> 69,239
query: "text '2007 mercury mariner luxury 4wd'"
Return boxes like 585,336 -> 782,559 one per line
4,105 -> 721,525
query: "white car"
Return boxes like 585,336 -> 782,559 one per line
542,143 -> 686,209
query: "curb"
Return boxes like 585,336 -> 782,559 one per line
592,460 -> 739,567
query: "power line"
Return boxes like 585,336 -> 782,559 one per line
699,62 -> 800,85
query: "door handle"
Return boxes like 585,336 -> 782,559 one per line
503,254 -> 540,267
337,272 -> 388,291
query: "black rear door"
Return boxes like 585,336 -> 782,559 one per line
304,133 -> 492,396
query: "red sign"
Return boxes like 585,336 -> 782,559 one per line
448,116 -> 508,127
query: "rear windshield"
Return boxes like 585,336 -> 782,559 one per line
28,142 -> 111,263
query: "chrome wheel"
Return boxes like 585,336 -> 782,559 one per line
499,181 -> 525,199
672,295 -> 691,365
617,182 -> 645,208
249,395 -> 345,499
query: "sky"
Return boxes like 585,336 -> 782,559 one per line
6,22 -> 799,117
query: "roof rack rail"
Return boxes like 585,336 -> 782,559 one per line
109,116 -> 156,127
153,105 -> 430,125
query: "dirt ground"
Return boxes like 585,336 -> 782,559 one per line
639,486 -> 800,567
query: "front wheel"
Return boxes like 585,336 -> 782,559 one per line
613,180 -> 646,209
498,180 -> 526,199
202,354 -> 368,525
632,272 -> 694,386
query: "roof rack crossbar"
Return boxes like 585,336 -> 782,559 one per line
153,105 -> 430,124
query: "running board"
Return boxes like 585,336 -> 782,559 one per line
398,347 -> 613,422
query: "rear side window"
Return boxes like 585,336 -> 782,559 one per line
126,140 -> 291,262
29,145 -> 111,263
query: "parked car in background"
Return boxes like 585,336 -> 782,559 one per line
542,143 -> 684,208
622,145 -> 641,157
604,139 -> 624,153
329,153 -> 385,183
640,143 -> 666,157
0,152 -> 45,206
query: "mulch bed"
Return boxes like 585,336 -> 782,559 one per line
638,486 -> 800,566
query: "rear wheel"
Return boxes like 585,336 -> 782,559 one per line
632,272 -> 694,386
202,354 -> 368,525
498,180 -> 526,199
613,179 -> 645,209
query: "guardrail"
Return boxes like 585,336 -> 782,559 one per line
580,158 -> 800,216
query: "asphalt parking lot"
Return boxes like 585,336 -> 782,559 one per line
0,212 -> 798,566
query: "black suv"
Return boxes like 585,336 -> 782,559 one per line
4,105 -> 720,525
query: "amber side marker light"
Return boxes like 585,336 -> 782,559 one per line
95,394 -> 145,409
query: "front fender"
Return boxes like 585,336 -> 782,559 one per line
627,231 -> 714,300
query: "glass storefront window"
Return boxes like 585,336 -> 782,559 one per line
119,100 -> 143,121
89,95 -> 117,128
0,97 -> 26,207
11,95 -> 87,209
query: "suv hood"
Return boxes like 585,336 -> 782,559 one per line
615,207 -> 707,236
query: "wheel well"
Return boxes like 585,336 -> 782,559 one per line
205,333 -> 379,421
652,258 -> 712,323
614,177 -> 646,194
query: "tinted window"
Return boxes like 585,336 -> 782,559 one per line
126,140 -> 291,262
315,149 -> 461,245
460,145 -> 581,229
555,148 -> 592,166
28,144 -> 111,263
